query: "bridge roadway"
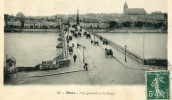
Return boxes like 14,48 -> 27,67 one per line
8,28 -> 146,85
71,30 -> 145,85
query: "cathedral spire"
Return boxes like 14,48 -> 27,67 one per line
124,1 -> 128,13
124,1 -> 128,7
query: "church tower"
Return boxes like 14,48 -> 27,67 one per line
124,1 -> 128,13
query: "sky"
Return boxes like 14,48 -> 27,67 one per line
4,0 -> 167,16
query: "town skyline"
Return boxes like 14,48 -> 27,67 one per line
5,0 -> 167,16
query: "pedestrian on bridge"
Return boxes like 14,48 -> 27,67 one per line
73,54 -> 77,62
83,62 -> 88,71
72,43 -> 74,47
91,40 -> 93,45
106,41 -> 108,45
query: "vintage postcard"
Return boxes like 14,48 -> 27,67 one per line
0,0 -> 171,100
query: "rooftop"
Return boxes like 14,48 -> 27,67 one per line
125,8 -> 147,15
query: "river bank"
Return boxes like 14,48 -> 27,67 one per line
22,29 -> 60,32
87,28 -> 167,33
4,27 -> 60,32
5,27 -> 167,33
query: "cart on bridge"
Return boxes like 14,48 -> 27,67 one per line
69,46 -> 73,54
105,48 -> 113,57
93,40 -> 99,45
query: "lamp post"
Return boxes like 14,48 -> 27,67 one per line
93,24 -> 95,40
143,33 -> 145,65
83,46 -> 86,63
91,22 -> 95,39
84,19 -> 85,28
125,45 -> 127,62
142,19 -> 147,65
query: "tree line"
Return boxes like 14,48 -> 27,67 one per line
109,21 -> 167,30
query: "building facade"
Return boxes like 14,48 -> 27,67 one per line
24,19 -> 61,29
123,2 -> 146,15
6,57 -> 16,73
7,19 -> 21,27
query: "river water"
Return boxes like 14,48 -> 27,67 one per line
4,32 -> 167,67
97,33 -> 167,59
4,32 -> 61,67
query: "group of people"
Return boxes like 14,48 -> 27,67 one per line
103,40 -> 108,45
72,30 -> 88,71
68,27 -> 89,71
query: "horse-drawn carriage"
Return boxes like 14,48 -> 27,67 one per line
78,32 -> 82,37
69,46 -> 73,54
84,32 -> 87,36
83,32 -> 91,39
75,28 -> 78,31
100,37 -> 103,41
105,48 -> 113,57
68,36 -> 72,41
79,28 -> 82,32
70,30 -> 75,34
74,32 -> 78,37
77,43 -> 82,48
93,40 -> 99,45
86,34 -> 91,39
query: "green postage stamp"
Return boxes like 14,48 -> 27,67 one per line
146,71 -> 170,100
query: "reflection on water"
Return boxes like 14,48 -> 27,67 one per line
98,33 -> 167,59
4,33 -> 61,67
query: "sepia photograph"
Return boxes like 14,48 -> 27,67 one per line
3,0 -> 168,86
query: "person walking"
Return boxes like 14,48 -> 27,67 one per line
91,40 -> 93,45
73,54 -> 77,62
72,43 -> 74,47
83,62 -> 88,71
